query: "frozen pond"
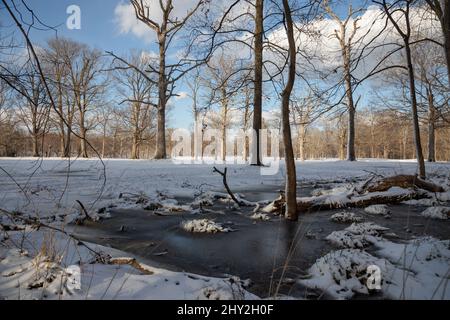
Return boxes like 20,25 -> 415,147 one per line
71,186 -> 450,299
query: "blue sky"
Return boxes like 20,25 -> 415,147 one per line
1,0 -> 196,128
1,0 -> 379,130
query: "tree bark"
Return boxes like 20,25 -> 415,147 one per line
251,0 -> 264,166
79,111 -> 88,158
427,87 -> 436,162
281,0 -> 297,221
405,44 -> 426,178
341,29 -> 356,161
155,34 -> 167,159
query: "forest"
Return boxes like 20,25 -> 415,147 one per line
0,0 -> 449,302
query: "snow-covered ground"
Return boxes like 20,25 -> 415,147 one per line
1,158 -> 449,300
1,157 -> 449,220
0,228 -> 256,300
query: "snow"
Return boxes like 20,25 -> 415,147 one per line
300,236 -> 450,300
420,207 -> 449,220
302,218 -> 450,300
326,222 -> 388,249
330,211 -> 363,223
1,158 -> 449,300
1,158 -> 449,221
364,204 -> 390,215
299,249 -> 391,299
0,229 -> 257,300
250,213 -> 271,221
181,219 -> 231,233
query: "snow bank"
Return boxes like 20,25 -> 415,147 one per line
326,222 -> 388,249
364,204 -> 390,215
420,207 -> 449,220
330,211 -> 363,223
2,158 -> 448,221
250,213 -> 271,221
299,249 -> 391,299
0,229 -> 257,300
181,219 -> 231,233
301,236 -> 450,300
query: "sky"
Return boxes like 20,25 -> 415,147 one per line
1,0 -> 442,130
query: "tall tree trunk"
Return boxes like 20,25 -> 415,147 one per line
155,35 -> 167,159
57,86 -> 65,157
221,90 -> 228,162
427,87 -> 436,162
243,94 -> 250,162
131,129 -> 139,160
298,124 -> 306,161
101,124 -> 107,158
79,112 -> 88,158
32,132 -> 39,157
405,44 -> 426,178
343,45 -> 356,161
281,0 -> 297,221
64,125 -> 71,158
193,112 -> 200,161
251,0 -> 264,166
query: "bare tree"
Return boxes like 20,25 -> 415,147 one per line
375,0 -> 426,178
252,0 -> 264,166
111,52 -> 157,159
45,38 -> 81,158
16,68 -> 49,157
124,0 -> 206,159
281,0 -> 298,220
203,54 -> 241,161
425,0 -> 450,82
323,1 -> 365,161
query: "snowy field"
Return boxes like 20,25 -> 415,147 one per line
1,157 -> 449,220
0,158 -> 449,300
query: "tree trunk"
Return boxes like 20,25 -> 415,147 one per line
405,44 -> 426,178
251,0 -> 263,166
79,109 -> 88,158
281,0 -> 297,221
221,88 -> 228,162
298,124 -> 306,161
155,34 -> 167,159
427,88 -> 436,162
32,132 -> 39,157
64,125 -> 71,158
343,44 -> 356,161
131,130 -> 139,160
101,125 -> 107,158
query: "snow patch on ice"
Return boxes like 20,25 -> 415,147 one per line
420,207 -> 449,220
301,236 -> 450,300
364,204 -> 390,215
181,219 -> 231,233
326,222 -> 388,249
330,212 -> 363,223
250,213 -> 271,221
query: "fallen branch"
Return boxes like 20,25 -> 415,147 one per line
364,175 -> 444,193
76,200 -> 93,221
296,190 -> 430,212
263,189 -> 431,214
213,167 -> 244,207
108,257 -> 154,275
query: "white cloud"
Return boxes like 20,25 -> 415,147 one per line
175,91 -> 188,100
266,5 -> 442,79
114,0 -> 202,42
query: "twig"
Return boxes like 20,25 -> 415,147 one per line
213,167 -> 243,207
76,200 -> 92,221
